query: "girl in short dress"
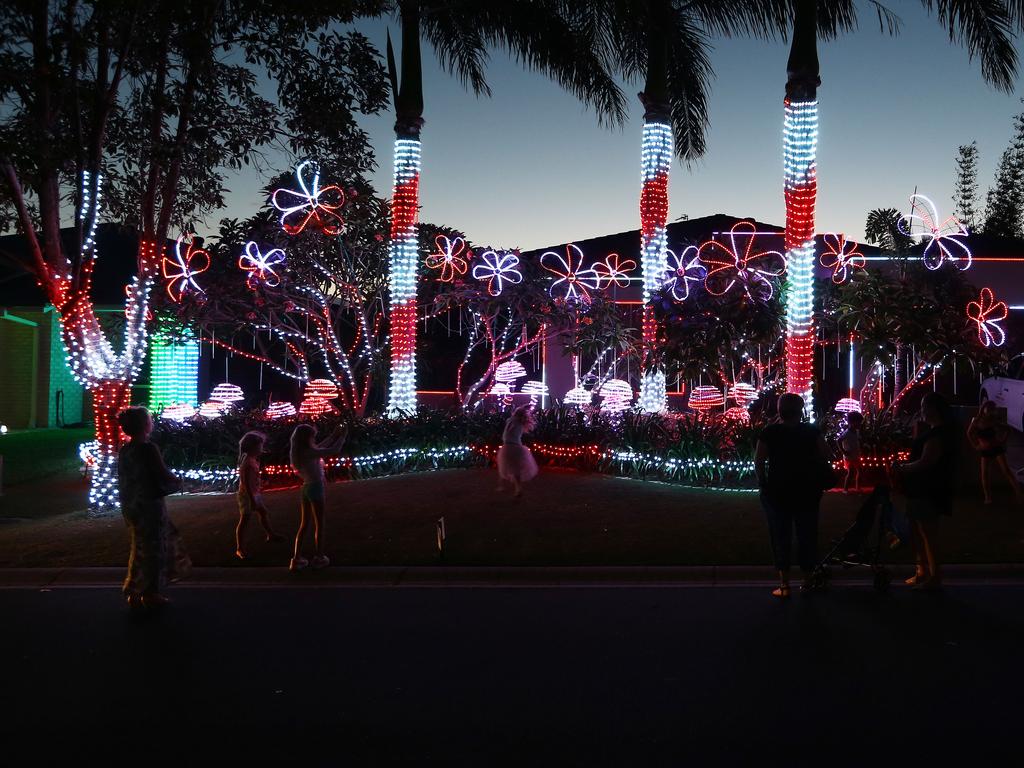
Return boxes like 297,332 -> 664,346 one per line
235,431 -> 285,560
288,422 -> 347,571
496,404 -> 538,497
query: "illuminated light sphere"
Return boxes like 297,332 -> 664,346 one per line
688,385 -> 725,412
698,222 -> 785,303
728,383 -> 758,408
0,424 -> 7,435
487,382 -> 511,397
160,403 -> 195,421
209,383 -> 245,404
592,253 -> 637,289
425,235 -> 469,283
835,398 -> 862,414
265,401 -> 297,420
820,233 -> 865,284
300,378 -> 339,417
298,398 -> 332,417
563,387 -> 592,407
898,194 -> 972,271
239,241 -> 286,289
540,243 -> 601,303
162,233 -> 210,303
520,380 -> 548,405
471,249 -> 522,297
724,406 -> 751,425
494,361 -> 527,385
199,400 -> 227,418
967,287 -> 1008,348
599,378 -> 634,414
271,160 -> 346,236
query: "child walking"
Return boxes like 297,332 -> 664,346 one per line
235,431 -> 285,560
839,411 -> 863,493
496,404 -> 538,497
289,422 -> 347,572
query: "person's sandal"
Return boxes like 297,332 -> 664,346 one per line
771,585 -> 791,598
905,572 -> 928,586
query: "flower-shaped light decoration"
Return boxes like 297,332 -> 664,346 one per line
271,160 -> 346,236
820,233 -> 866,284
563,387 -> 592,407
265,401 -> 297,420
472,249 -> 523,297
835,398 -> 861,414
239,241 -> 286,290
541,243 -> 601,304
592,253 -> 637,289
966,287 -> 1008,348
698,222 -> 786,303
163,234 -> 210,303
898,194 -> 972,271
662,245 -> 706,302
425,235 -> 469,283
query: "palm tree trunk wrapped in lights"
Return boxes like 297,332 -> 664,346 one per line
782,0 -> 819,415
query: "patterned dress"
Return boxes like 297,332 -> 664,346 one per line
117,441 -> 191,596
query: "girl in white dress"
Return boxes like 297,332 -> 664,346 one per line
496,404 -> 538,497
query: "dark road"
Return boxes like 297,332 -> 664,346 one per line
2,582 -> 1022,765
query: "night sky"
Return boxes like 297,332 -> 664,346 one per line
217,6 -> 1024,251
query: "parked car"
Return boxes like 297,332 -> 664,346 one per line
980,359 -> 1024,431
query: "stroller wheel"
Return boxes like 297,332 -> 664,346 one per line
873,569 -> 891,592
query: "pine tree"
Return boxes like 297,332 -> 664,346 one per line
984,112 -> 1024,238
953,141 -> 981,230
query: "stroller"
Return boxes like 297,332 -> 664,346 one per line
808,485 -> 905,591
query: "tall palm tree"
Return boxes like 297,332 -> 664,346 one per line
381,0 -> 627,415
588,1 -> 789,412
782,0 -> 1020,417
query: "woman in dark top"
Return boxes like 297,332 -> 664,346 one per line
754,393 -> 829,598
117,406 -> 190,609
967,400 -> 1021,504
894,393 -> 958,590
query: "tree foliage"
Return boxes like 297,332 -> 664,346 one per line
953,140 -> 981,231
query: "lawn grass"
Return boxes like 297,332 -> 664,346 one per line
0,467 -> 1022,568
0,428 -> 92,486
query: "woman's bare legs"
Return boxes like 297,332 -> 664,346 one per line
994,454 -> 1023,501
916,519 -> 941,588
906,521 -> 930,585
311,497 -> 326,556
293,497 -> 311,561
510,477 -> 522,498
235,513 -> 250,558
254,504 -> 283,540
980,457 -> 993,504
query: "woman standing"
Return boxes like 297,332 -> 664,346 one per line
968,400 -> 1021,505
496,404 -> 539,498
116,406 -> 191,609
288,423 -> 347,572
754,393 -> 829,598
895,393 -> 959,590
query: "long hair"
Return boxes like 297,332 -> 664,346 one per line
238,431 -> 266,463
512,403 -> 536,431
289,424 -> 315,470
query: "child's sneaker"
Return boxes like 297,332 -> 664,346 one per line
289,556 -> 309,572
311,554 -> 330,570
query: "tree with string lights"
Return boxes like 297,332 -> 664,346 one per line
0,0 -> 388,511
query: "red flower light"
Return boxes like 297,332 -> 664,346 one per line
271,161 -> 346,236
425,235 -> 469,283
967,287 -> 1008,347
820,233 -> 865,284
699,222 -> 785,303
162,233 -> 210,303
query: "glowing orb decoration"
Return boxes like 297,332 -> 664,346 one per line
688,385 -> 725,412
563,387 -> 592,407
598,378 -> 633,413
835,398 -> 862,414
898,194 -> 972,271
592,253 -> 637,289
487,382 -> 511,397
724,406 -> 751,425
298,398 -> 332,417
728,383 -> 758,408
472,250 -> 523,297
160,403 -> 195,421
520,380 -> 548,405
300,378 -> 339,417
198,400 -> 227,418
820,233 -> 865,284
663,245 -> 705,302
162,233 -> 210,303
425,235 -> 469,283
541,243 -> 601,303
699,222 -> 785,303
265,401 -> 297,420
967,287 -> 1008,347
494,361 -> 527,385
239,241 -> 286,289
209,383 -> 245,404
271,160 -> 346,236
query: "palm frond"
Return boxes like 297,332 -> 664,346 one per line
419,11 -> 491,97
684,0 -> 790,40
666,19 -> 712,163
919,0 -> 1017,92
